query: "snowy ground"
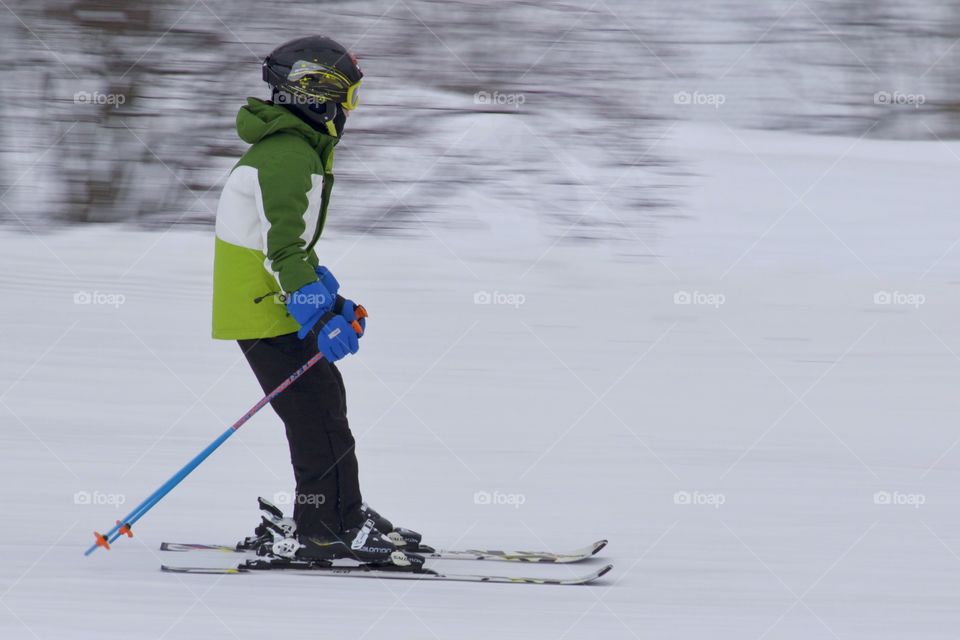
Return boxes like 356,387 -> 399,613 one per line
3,123 -> 960,638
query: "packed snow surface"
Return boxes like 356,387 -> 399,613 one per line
2,123 -> 960,638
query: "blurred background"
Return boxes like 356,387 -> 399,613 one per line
2,0 -> 957,231
5,4 -> 960,639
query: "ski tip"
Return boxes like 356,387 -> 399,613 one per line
591,540 -> 608,555
567,563 -> 613,584
596,564 -> 613,580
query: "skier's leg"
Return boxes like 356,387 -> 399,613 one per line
323,360 -> 364,525
281,358 -> 363,533
238,334 -> 363,535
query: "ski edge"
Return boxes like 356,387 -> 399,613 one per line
443,539 -> 608,563
161,542 -> 239,553
160,539 -> 608,563
160,563 -> 614,585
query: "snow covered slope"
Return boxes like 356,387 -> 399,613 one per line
2,123 -> 960,638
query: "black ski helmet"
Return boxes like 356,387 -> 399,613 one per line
262,35 -> 363,135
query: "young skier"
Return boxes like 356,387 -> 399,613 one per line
211,35 -> 421,568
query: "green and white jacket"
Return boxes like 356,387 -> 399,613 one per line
212,98 -> 338,340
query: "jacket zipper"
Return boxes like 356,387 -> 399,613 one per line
305,173 -> 333,254
253,290 -> 284,304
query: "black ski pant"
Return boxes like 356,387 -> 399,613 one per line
238,333 -> 364,536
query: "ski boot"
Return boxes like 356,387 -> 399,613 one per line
272,519 -> 426,571
360,502 -> 433,553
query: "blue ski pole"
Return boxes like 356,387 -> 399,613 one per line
84,305 -> 366,556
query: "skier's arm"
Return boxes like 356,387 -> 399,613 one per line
254,152 -> 319,294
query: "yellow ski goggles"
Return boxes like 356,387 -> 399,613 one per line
283,60 -> 362,111
342,81 -> 361,111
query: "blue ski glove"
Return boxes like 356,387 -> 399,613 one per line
315,266 -> 340,297
313,312 -> 360,362
334,295 -> 367,337
286,281 -> 335,339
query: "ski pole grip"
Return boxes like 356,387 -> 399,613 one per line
351,304 -> 368,335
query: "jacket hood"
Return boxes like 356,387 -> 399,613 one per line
236,97 -> 338,156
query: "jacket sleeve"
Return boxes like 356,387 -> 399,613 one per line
254,151 -> 319,294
